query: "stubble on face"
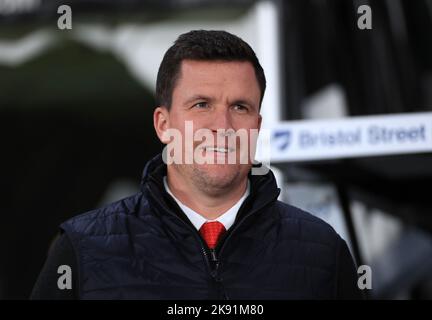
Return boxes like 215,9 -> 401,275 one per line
174,161 -> 248,196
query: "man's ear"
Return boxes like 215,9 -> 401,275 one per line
154,106 -> 170,144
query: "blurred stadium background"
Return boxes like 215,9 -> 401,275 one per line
1,0 -> 432,299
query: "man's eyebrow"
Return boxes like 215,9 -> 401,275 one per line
183,95 -> 258,109
183,95 -> 213,106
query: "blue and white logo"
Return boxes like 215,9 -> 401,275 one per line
273,130 -> 292,151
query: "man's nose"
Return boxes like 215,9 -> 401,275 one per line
209,106 -> 234,132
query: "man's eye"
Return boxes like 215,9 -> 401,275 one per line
193,102 -> 208,109
233,104 -> 248,112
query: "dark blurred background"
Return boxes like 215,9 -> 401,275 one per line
1,0 -> 432,299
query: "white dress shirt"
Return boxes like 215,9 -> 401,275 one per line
163,176 -> 250,231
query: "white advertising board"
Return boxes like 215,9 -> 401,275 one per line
257,112 -> 432,163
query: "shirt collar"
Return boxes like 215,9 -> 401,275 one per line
163,176 -> 250,231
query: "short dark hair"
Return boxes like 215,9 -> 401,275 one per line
156,30 -> 266,109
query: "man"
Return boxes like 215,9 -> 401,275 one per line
31,30 -> 362,299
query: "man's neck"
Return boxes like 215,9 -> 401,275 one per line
166,168 -> 248,220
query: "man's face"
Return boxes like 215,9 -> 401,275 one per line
155,59 -> 262,193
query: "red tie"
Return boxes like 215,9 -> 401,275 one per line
199,221 -> 226,249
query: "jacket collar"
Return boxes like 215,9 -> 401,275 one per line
140,153 -> 280,222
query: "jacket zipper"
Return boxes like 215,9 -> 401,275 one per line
148,184 -> 228,298
147,185 -> 214,274
203,189 -> 281,300
147,182 -> 280,298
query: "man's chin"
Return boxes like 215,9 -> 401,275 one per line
193,163 -> 248,187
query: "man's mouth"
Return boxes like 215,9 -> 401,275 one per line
201,146 -> 235,153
